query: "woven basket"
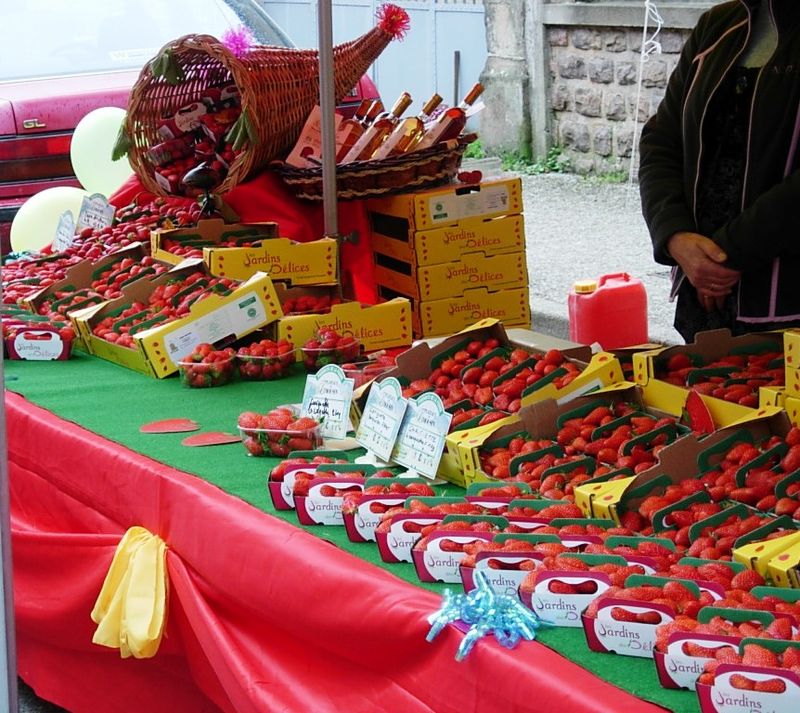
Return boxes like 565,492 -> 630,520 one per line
274,134 -> 475,201
124,22 -> 403,195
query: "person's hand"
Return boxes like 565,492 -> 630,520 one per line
667,231 -> 740,311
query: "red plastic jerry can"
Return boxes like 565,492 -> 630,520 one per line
568,272 -> 648,349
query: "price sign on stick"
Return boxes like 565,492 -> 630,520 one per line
76,193 -> 115,232
391,392 -> 453,479
355,377 -> 407,463
52,210 -> 76,252
301,364 -> 355,440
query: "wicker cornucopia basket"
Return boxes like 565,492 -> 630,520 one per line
117,5 -> 410,195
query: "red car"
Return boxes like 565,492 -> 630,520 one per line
0,0 -> 379,253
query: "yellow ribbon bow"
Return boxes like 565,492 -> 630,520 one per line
91,526 -> 168,659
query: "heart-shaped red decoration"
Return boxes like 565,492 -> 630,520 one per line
181,432 -> 241,447
457,170 -> 483,184
140,418 -> 200,434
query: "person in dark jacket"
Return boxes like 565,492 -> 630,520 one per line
639,0 -> 800,342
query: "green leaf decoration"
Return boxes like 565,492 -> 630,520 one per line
242,110 -> 258,146
150,49 -> 185,85
111,123 -> 133,161
225,109 -> 258,152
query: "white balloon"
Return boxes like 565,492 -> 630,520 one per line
10,186 -> 88,253
70,107 -> 133,196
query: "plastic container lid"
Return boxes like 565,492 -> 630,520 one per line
573,279 -> 598,294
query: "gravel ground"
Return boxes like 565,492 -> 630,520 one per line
516,172 -> 683,346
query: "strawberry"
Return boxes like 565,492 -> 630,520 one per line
548,580 -> 577,595
765,617 -> 793,640
662,581 -> 696,605
783,647 -> 800,668
619,510 -> 645,532
730,674 -> 756,691
575,580 -> 599,594
610,607 -> 637,622
729,569 -> 765,591
683,642 -> 720,658
742,644 -> 780,668
636,611 -> 662,625
754,678 -> 786,693
712,647 -> 741,664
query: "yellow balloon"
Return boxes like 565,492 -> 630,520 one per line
10,187 -> 88,253
70,107 -> 133,196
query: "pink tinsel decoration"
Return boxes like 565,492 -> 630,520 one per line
222,26 -> 255,58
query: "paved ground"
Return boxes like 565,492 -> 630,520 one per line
514,171 -> 682,346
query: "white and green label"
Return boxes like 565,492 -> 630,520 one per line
77,193 -> 115,232
301,364 -> 355,439
355,377 -> 407,461
391,392 -> 452,479
52,210 -> 76,251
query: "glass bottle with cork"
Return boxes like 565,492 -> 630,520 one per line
414,83 -> 484,151
371,93 -> 443,160
333,99 -> 370,162
340,92 -> 413,163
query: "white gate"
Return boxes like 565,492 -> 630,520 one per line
258,0 -> 487,117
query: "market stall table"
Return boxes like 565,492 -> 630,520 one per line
5,353 -> 696,712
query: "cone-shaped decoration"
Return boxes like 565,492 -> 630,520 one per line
123,4 -> 410,195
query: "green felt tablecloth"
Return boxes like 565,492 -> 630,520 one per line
5,352 -> 698,713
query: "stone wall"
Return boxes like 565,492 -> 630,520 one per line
479,1 -> 714,175
548,24 -> 689,175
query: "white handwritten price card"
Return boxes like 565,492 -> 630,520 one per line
391,392 -> 453,479
355,377 -> 407,462
52,210 -> 76,252
301,364 -> 355,440
76,193 -> 115,232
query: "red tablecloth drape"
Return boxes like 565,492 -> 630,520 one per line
8,392 -> 667,713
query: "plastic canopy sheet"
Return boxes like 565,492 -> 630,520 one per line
4,354 -> 691,712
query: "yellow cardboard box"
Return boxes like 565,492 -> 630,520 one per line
785,367 -> 800,398
766,541 -> 800,588
349,319 -> 512,426
784,329 -> 800,369
151,219 -> 278,264
204,238 -> 337,285
437,451 -> 467,488
73,263 -> 282,378
457,383 -> 743,491
733,531 -> 800,579
379,285 -> 530,339
573,477 -> 638,521
518,352 -> 625,409
370,213 -> 525,267
373,250 -> 528,301
785,396 -> 800,426
636,379 -> 756,427
584,405 -> 790,523
632,328 -> 780,427
366,177 -> 523,232
151,218 -> 336,286
22,243 -> 150,315
274,298 -> 413,360
760,385 -> 786,409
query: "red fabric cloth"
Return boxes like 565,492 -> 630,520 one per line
110,172 -> 377,303
7,391 -> 669,713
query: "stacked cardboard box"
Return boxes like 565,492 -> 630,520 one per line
366,178 -> 530,338
151,218 -> 338,286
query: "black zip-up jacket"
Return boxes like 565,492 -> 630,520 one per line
639,0 -> 800,324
